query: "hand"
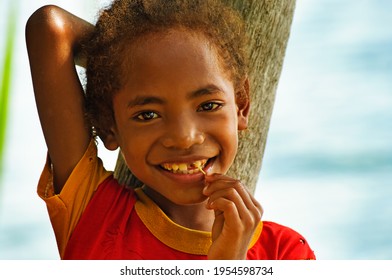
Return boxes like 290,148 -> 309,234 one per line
202,174 -> 263,259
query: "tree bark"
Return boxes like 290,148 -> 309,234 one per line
114,0 -> 296,194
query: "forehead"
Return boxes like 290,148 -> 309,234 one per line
119,28 -> 231,88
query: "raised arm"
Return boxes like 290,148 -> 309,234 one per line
26,5 -> 93,193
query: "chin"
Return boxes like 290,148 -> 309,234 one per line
169,190 -> 208,206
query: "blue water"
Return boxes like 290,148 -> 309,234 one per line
0,0 -> 391,259
256,0 -> 392,259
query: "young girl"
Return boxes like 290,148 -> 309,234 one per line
26,0 -> 315,260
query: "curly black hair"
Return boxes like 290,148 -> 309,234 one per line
84,0 -> 248,140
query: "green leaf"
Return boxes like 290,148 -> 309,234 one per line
0,3 -> 17,183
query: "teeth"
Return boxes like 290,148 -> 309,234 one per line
172,163 -> 179,171
179,163 -> 187,171
161,160 -> 207,174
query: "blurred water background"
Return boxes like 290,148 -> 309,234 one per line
0,0 -> 391,259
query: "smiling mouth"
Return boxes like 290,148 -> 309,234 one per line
160,159 -> 208,174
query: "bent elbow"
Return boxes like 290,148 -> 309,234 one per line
25,5 -> 68,47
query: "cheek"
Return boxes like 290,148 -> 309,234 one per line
119,143 -> 151,182
223,128 -> 239,162
117,126 -> 160,170
116,128 -> 145,162
210,112 -> 239,168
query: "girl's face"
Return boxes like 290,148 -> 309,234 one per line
108,28 -> 249,206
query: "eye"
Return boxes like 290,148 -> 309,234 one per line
135,111 -> 159,121
197,102 -> 223,112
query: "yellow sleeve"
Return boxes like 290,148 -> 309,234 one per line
37,139 -> 113,258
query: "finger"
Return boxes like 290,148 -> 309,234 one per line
211,209 -> 224,242
210,191 -> 262,234
205,176 -> 262,221
207,188 -> 250,220
209,197 -> 242,229
250,195 -> 264,219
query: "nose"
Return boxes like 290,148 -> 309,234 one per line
161,115 -> 205,150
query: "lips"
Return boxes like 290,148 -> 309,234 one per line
160,159 -> 208,174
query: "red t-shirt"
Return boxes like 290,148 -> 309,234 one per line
64,176 -> 315,260
38,140 -> 315,260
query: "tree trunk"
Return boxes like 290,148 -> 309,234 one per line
114,0 -> 296,194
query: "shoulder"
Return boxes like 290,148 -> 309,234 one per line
89,176 -> 138,209
262,221 -> 305,238
249,221 -> 316,260
63,178 -> 139,259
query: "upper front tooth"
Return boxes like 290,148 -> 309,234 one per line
193,161 -> 202,168
178,163 -> 188,171
172,163 -> 179,171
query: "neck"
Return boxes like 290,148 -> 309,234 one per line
142,186 -> 214,232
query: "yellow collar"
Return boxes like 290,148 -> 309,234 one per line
134,188 -> 263,255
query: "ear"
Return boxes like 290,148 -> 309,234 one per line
236,77 -> 250,131
101,126 -> 120,151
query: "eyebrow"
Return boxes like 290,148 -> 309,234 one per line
127,85 -> 225,108
188,85 -> 225,99
127,96 -> 164,108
